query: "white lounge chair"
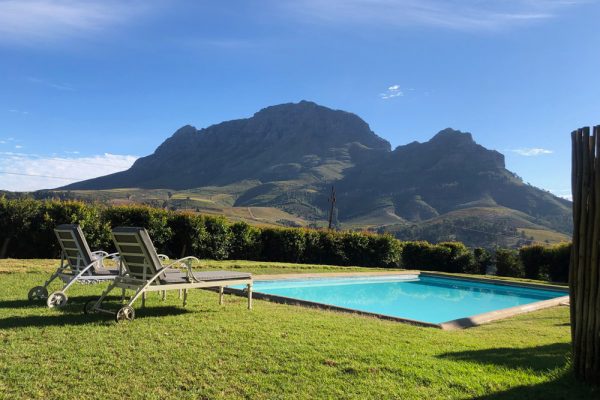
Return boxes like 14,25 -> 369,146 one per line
85,226 -> 253,322
27,224 -> 120,308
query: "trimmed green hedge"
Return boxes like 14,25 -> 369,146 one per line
0,198 -> 571,281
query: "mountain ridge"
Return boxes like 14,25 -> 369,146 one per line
60,100 -> 571,245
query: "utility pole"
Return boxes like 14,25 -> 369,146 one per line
327,185 -> 336,230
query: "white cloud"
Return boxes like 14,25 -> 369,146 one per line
283,0 -> 588,31
14,145 -> 23,149
510,148 -> 554,156
380,84 -> 403,99
8,109 -> 29,114
0,0 -> 148,45
0,152 -> 138,191
27,77 -> 74,91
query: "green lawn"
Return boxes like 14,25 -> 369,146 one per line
0,259 -> 597,399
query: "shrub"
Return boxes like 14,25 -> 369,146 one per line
304,230 -> 347,266
198,216 -> 231,260
229,222 -> 262,260
438,242 -> 475,273
0,198 -> 572,280
260,228 -> 306,263
341,232 -> 372,266
519,245 -> 548,279
401,241 -> 452,271
165,212 -> 206,258
495,248 -> 524,278
471,247 -> 492,274
103,205 -> 172,252
367,234 -> 402,268
547,242 -> 571,283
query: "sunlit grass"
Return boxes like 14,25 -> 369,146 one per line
0,259 -> 596,399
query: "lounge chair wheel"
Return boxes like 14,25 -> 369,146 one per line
47,291 -> 68,308
115,306 -> 135,323
83,299 -> 97,314
28,286 -> 48,301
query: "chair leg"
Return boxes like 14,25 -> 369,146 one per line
120,288 -> 126,303
142,292 -> 146,308
219,286 -> 224,305
161,290 -> 166,301
178,289 -> 182,299
247,284 -> 252,310
183,289 -> 188,307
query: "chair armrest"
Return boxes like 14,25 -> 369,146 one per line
95,252 -> 121,272
91,250 -> 109,259
163,256 -> 200,281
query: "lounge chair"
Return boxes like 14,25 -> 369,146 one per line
27,224 -> 121,308
85,226 -> 253,322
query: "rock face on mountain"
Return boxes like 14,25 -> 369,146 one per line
62,101 -> 571,238
67,101 -> 390,190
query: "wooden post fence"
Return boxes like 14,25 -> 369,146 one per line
571,126 -> 600,384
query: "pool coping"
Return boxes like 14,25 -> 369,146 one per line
225,271 -> 570,330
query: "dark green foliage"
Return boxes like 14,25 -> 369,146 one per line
199,216 -> 231,260
103,205 -> 172,252
366,233 -> 402,268
229,222 -> 262,260
471,247 -> 492,274
519,245 -> 547,279
401,241 -> 452,271
303,230 -> 347,266
519,242 -> 571,283
0,198 -> 571,279
495,248 -> 524,278
259,228 -> 306,263
165,212 -> 206,258
547,243 -> 570,283
401,241 -> 475,273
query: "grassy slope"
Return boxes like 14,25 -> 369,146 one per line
0,259 -> 596,399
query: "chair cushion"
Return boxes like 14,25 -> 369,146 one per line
159,270 -> 251,284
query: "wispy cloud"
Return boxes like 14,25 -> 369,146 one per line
380,84 -> 403,99
283,0 -> 588,31
27,77 -> 74,91
0,152 -> 138,191
0,0 -> 148,45
8,109 -> 29,115
550,189 -> 572,201
14,145 -> 23,149
510,148 -> 554,156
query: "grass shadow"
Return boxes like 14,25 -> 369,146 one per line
473,372 -> 598,399
438,343 -> 570,372
0,306 -> 192,329
0,295 -> 123,310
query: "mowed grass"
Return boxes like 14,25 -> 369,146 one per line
0,260 -> 597,399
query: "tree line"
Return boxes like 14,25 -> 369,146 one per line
0,198 -> 570,282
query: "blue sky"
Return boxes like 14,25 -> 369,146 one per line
1,0 -> 599,196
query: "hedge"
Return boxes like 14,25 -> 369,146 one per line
0,198 -> 571,281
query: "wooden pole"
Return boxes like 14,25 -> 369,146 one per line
571,126 -> 600,384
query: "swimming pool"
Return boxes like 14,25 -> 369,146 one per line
233,274 -> 568,328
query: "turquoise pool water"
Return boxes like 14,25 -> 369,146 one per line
235,275 -> 567,324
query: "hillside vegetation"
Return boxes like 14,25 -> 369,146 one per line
28,101 -> 571,248
0,198 -> 570,283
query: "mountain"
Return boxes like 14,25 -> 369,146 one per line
60,101 -> 572,247
66,101 -> 390,190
